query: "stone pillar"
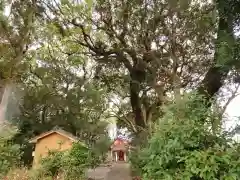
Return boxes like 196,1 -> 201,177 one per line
124,152 -> 127,161
115,151 -> 118,162
111,151 -> 114,161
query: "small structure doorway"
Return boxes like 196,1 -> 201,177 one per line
110,138 -> 130,162
118,150 -> 124,161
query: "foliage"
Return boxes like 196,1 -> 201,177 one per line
37,0 -> 240,132
0,126 -> 22,178
40,150 -> 64,177
62,143 -> 91,179
90,134 -> 112,163
4,168 -> 30,180
0,0 -> 240,178
8,15 -> 111,164
131,94 -> 240,180
0,0 -> 37,105
33,142 -> 103,180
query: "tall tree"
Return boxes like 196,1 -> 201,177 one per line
2,0 -> 113,165
38,0 -> 240,133
9,23 -> 110,164
0,0 -> 37,122
198,0 -> 239,101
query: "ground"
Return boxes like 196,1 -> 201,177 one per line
87,162 -> 131,180
106,163 -> 131,180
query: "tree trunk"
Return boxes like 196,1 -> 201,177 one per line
130,70 -> 146,129
198,1 -> 235,103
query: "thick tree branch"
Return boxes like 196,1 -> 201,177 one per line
198,1 -> 235,103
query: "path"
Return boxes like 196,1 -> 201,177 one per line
106,163 -> 131,180
86,165 -> 111,180
87,162 -> 131,180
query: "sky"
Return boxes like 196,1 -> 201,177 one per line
225,95 -> 240,141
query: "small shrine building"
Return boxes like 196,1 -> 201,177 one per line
109,137 -> 131,162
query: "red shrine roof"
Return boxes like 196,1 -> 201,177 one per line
110,138 -> 130,151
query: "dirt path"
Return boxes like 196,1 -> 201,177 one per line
86,166 -> 111,180
106,163 -> 131,180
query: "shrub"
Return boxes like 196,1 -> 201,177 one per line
34,142 -> 102,180
61,143 -> 90,180
91,135 -> 112,163
0,126 -> 22,178
131,94 -> 240,180
40,150 -> 64,177
4,168 -> 30,180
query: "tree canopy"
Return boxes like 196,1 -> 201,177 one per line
31,0 -> 240,132
0,0 -> 240,168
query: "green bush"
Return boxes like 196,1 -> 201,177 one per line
131,94 -> 240,180
34,142 -> 102,180
62,143 -> 90,179
0,126 -> 22,178
91,135 -> 111,163
40,150 -> 64,177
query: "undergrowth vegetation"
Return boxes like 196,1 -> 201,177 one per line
1,140 -> 104,180
1,0 -> 240,179
1,94 -> 240,180
0,126 -> 22,179
33,143 -> 101,180
130,94 -> 240,180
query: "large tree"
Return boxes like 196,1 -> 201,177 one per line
0,0 -> 38,123
5,14 -> 111,164
38,0 -> 240,133
10,38 -> 110,166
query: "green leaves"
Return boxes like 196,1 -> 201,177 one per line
179,0 -> 191,10
168,0 -> 191,10
0,126 -> 21,178
130,94 -> 240,180
36,142 -> 103,180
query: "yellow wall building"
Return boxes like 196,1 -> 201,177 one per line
29,129 -> 79,166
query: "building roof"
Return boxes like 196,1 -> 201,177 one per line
110,137 -> 130,151
29,128 -> 79,143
